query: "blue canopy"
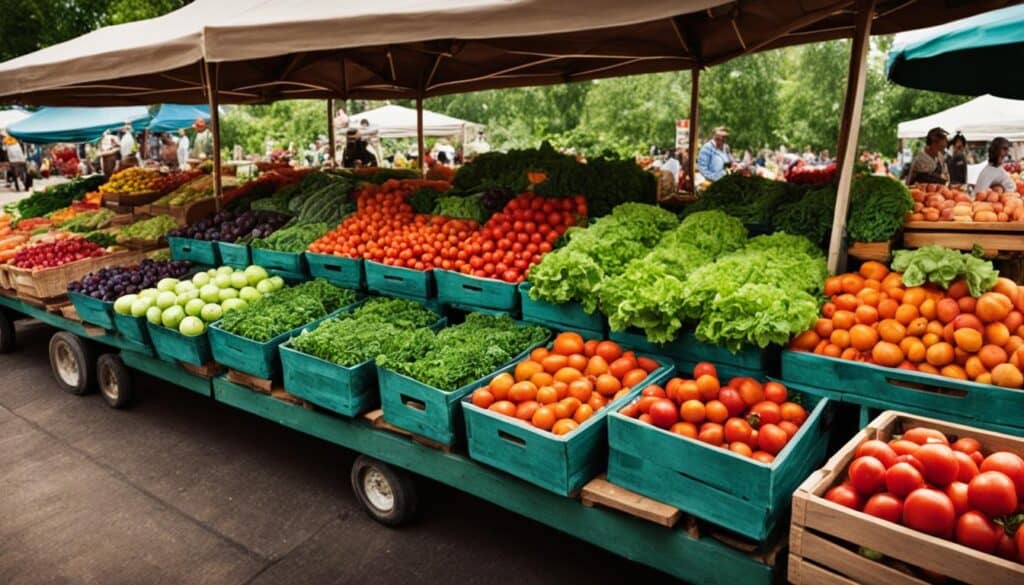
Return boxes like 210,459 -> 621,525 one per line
6,106 -> 150,144
148,104 -> 210,134
887,5 -> 1024,99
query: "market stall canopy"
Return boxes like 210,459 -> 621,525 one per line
348,105 -> 481,138
148,104 -> 211,133
897,95 -> 1024,142
886,4 -> 1024,99
0,109 -> 29,131
5,106 -> 150,143
0,0 -> 1013,105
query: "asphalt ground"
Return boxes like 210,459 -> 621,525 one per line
0,318 -> 680,585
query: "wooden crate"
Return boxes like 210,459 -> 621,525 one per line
102,190 -> 163,207
789,410 -> 1024,585
8,250 -> 144,300
847,241 -> 891,262
0,263 -> 14,290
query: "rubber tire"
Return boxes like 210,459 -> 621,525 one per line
0,309 -> 14,354
48,331 -> 96,396
350,455 -> 418,526
97,353 -> 133,409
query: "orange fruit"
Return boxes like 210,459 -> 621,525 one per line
840,347 -> 860,360
922,332 -> 941,347
830,329 -> 851,350
936,298 -> 960,324
514,360 -> 543,381
594,340 -> 624,362
903,287 -> 927,307
940,364 -> 968,380
965,356 -> 987,379
953,328 -> 983,352
552,332 -> 585,356
553,367 -> 583,383
823,344 -> 842,357
472,388 -> 495,408
696,375 -> 720,401
536,385 -> 558,404
552,418 -> 580,436
918,363 -> 940,375
530,347 -> 549,362
553,397 -> 581,419
567,353 -> 588,371
515,400 -> 539,420
622,368 -> 649,389
849,324 -> 878,351
705,400 -> 729,424
676,380 -> 700,402
919,298 -> 937,320
489,400 -> 517,417
573,403 -> 594,424
489,373 -> 514,400
903,338 -> 927,363
906,317 -> 928,337
871,341 -> 904,367
841,274 -> 865,294
583,339 -> 599,357
567,379 -> 593,403
857,288 -> 881,308
669,421 -> 698,439
895,304 -> 919,325
531,406 -> 557,430
835,294 -> 859,311
822,302 -> 837,318
976,292 -> 1013,324
1006,335 -> 1024,356
832,310 -> 856,330
925,342 -> 955,367
587,393 -> 607,412
584,355 -> 609,377
595,374 -> 622,397
878,299 -> 899,319
860,261 -> 889,281
1004,311 -> 1024,332
878,319 -> 907,344
991,363 -> 1024,388
855,305 -> 879,325
825,276 -> 843,296
926,320 -> 945,336
541,354 -> 568,374
985,322 -> 1011,347
608,357 -> 637,379
791,330 -> 821,351
815,318 -> 834,338
680,400 -> 706,424
508,381 -> 538,403
978,344 -> 1009,370
530,371 -> 554,388
958,296 -> 977,314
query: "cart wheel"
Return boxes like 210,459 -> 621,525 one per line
0,309 -> 14,354
350,455 -> 418,526
97,353 -> 132,409
48,331 -> 96,395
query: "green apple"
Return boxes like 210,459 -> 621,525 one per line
255,279 -> 275,294
178,316 -> 205,337
174,281 -> 196,295
114,294 -> 137,315
218,287 -> 238,301
157,277 -> 179,292
130,297 -> 153,318
191,272 -> 211,286
139,288 -> 159,300
185,298 -> 205,317
161,305 -> 184,329
176,290 -> 199,305
216,266 -> 234,276
213,274 -> 231,289
229,271 -> 249,289
200,303 -> 223,322
244,265 -> 269,285
156,291 -> 178,310
239,286 -> 261,302
199,284 -> 221,303
221,298 -> 245,313
269,276 -> 285,291
146,306 -> 163,325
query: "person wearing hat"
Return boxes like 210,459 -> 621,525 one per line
906,127 -> 950,186
696,127 -> 734,183
191,118 -> 212,160
974,137 -> 1016,193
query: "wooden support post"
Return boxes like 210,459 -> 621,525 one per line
203,60 -> 223,212
827,0 -> 876,274
326,98 -> 336,167
416,96 -> 426,177
140,129 -> 148,160
687,68 -> 700,191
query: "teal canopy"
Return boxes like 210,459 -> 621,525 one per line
6,106 -> 150,143
887,5 -> 1024,99
148,104 -> 210,134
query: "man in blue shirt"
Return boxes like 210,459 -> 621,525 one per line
697,127 -> 734,182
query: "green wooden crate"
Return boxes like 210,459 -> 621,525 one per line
306,252 -> 365,289
365,260 -> 434,300
216,241 -> 250,268
781,349 -> 1024,431
252,248 -> 309,279
378,333 -> 549,446
168,236 -> 220,266
518,282 -> 606,335
113,312 -> 151,347
435,270 -> 519,314
609,328 -> 688,360
68,291 -> 114,329
463,357 -> 674,496
675,359 -> 770,386
147,321 -> 212,366
610,328 -> 775,377
607,392 -> 833,541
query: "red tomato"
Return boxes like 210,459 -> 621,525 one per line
903,427 -> 949,445
647,399 -> 679,429
956,511 -> 1001,554
995,531 -> 1018,561
692,362 -> 717,378
825,483 -> 863,510
856,440 -> 898,469
951,437 -> 982,455
723,418 -> 753,445
980,452 -> 1024,497
849,456 -> 887,496
903,488 -> 955,537
885,462 -> 924,497
945,481 -> 970,516
750,401 -> 782,426
763,381 -> 787,404
757,424 -> 789,455
894,454 -> 925,476
889,439 -> 921,456
968,471 -> 1018,517
717,388 -> 745,417
914,443 -> 959,487
863,492 -> 903,524
953,450 -> 980,483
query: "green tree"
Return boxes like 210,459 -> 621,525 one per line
105,0 -> 190,25
700,50 -> 785,152
777,40 -> 851,153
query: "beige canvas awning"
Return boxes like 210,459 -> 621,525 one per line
0,0 -> 1014,106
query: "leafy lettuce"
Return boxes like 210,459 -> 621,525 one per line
696,284 -> 820,352
891,246 -> 999,297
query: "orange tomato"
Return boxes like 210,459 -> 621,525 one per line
532,406 -> 557,430
878,319 -> 907,344
582,339 -> 599,357
780,402 -> 808,425
622,368 -> 649,389
763,381 -> 788,404
925,342 -> 955,366
730,442 -> 754,458
676,380 -> 701,402
878,299 -> 899,320
584,355 -> 609,377
841,274 -> 865,294
895,304 -> 919,325
830,329 -> 851,350
552,418 -> 579,436
608,357 -> 637,379
587,393 -> 607,411
553,397 -> 581,419
696,374 -> 721,401
859,261 -> 889,282
515,400 -> 539,420
536,385 -> 558,405
849,324 -> 878,351
595,374 -> 622,397
541,354 -> 569,374
832,310 -> 856,331
791,330 -> 821,351
636,356 -> 660,373
472,388 -> 495,408
573,403 -> 595,423
705,400 -> 729,424
508,381 -> 538,403
871,341 -> 904,367
552,332 -> 584,356
680,400 -> 706,424
514,360 -> 543,381
567,379 -> 593,403
698,423 -> 725,447
553,367 -> 583,383
855,305 -> 879,325
567,353 -> 588,371
489,373 -> 514,400
529,347 -> 549,362
737,378 -> 764,406
489,400 -> 517,417
670,422 -> 698,439
594,340 -> 623,362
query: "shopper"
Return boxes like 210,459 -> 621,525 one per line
696,127 -> 733,182
905,127 -> 949,186
974,137 -> 1017,193
191,118 -> 212,160
119,122 -> 137,163
177,128 -> 190,169
947,133 -> 968,185
159,133 -> 179,168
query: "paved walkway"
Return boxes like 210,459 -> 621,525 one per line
0,320 -> 677,585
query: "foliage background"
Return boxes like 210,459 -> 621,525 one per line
1,1 -> 968,158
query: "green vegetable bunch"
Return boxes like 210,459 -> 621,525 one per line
433,194 -> 487,223
290,298 -> 441,367
218,279 -> 358,341
847,176 -> 913,243
83,231 -> 117,247
683,175 -> 795,224
251,222 -> 330,252
891,246 -> 998,297
60,209 -> 115,233
662,210 -> 747,259
377,313 -> 549,392
696,283 -> 820,352
771,185 -> 836,247
117,215 -> 178,241
16,175 -> 105,219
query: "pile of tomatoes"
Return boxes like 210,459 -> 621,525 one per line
308,180 -> 583,282
619,363 -> 808,463
13,236 -> 106,269
791,260 -> 1024,389
470,333 -> 661,436
827,426 -> 1024,561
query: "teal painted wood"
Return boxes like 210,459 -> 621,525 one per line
517,282 -> 606,335
609,328 -> 688,360
168,236 -> 220,265
306,252 -> 365,290
120,349 -> 212,396
146,322 -> 212,365
0,295 -> 150,354
463,359 -> 674,496
68,291 -> 114,329
365,260 -> 434,299
216,242 -> 251,268
280,341 -> 378,416
610,328 -> 773,376
113,312 -> 151,347
607,392 -> 834,541
435,270 -> 519,313
252,248 -> 308,278
211,377 -> 777,585
781,349 -> 1024,431
851,393 -> 1024,436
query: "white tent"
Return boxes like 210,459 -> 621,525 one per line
348,105 -> 481,139
0,109 -> 29,131
897,94 -> 1024,142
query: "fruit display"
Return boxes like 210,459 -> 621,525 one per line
789,248 -> 1024,388
58,209 -> 114,233
250,221 -> 328,253
14,175 -> 106,219
470,333 -> 664,436
69,259 -> 192,302
618,362 -> 807,462
48,200 -> 101,225
167,210 -> 291,244
248,170 -> 354,223
376,313 -> 549,392
12,235 -> 106,269
116,215 -> 179,243
113,265 -> 282,336
826,424 -> 1024,562
217,278 -> 357,342
99,167 -> 165,194
784,161 -> 836,185
906,184 -> 1024,222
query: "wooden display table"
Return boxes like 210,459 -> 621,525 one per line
902,220 -> 1024,256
